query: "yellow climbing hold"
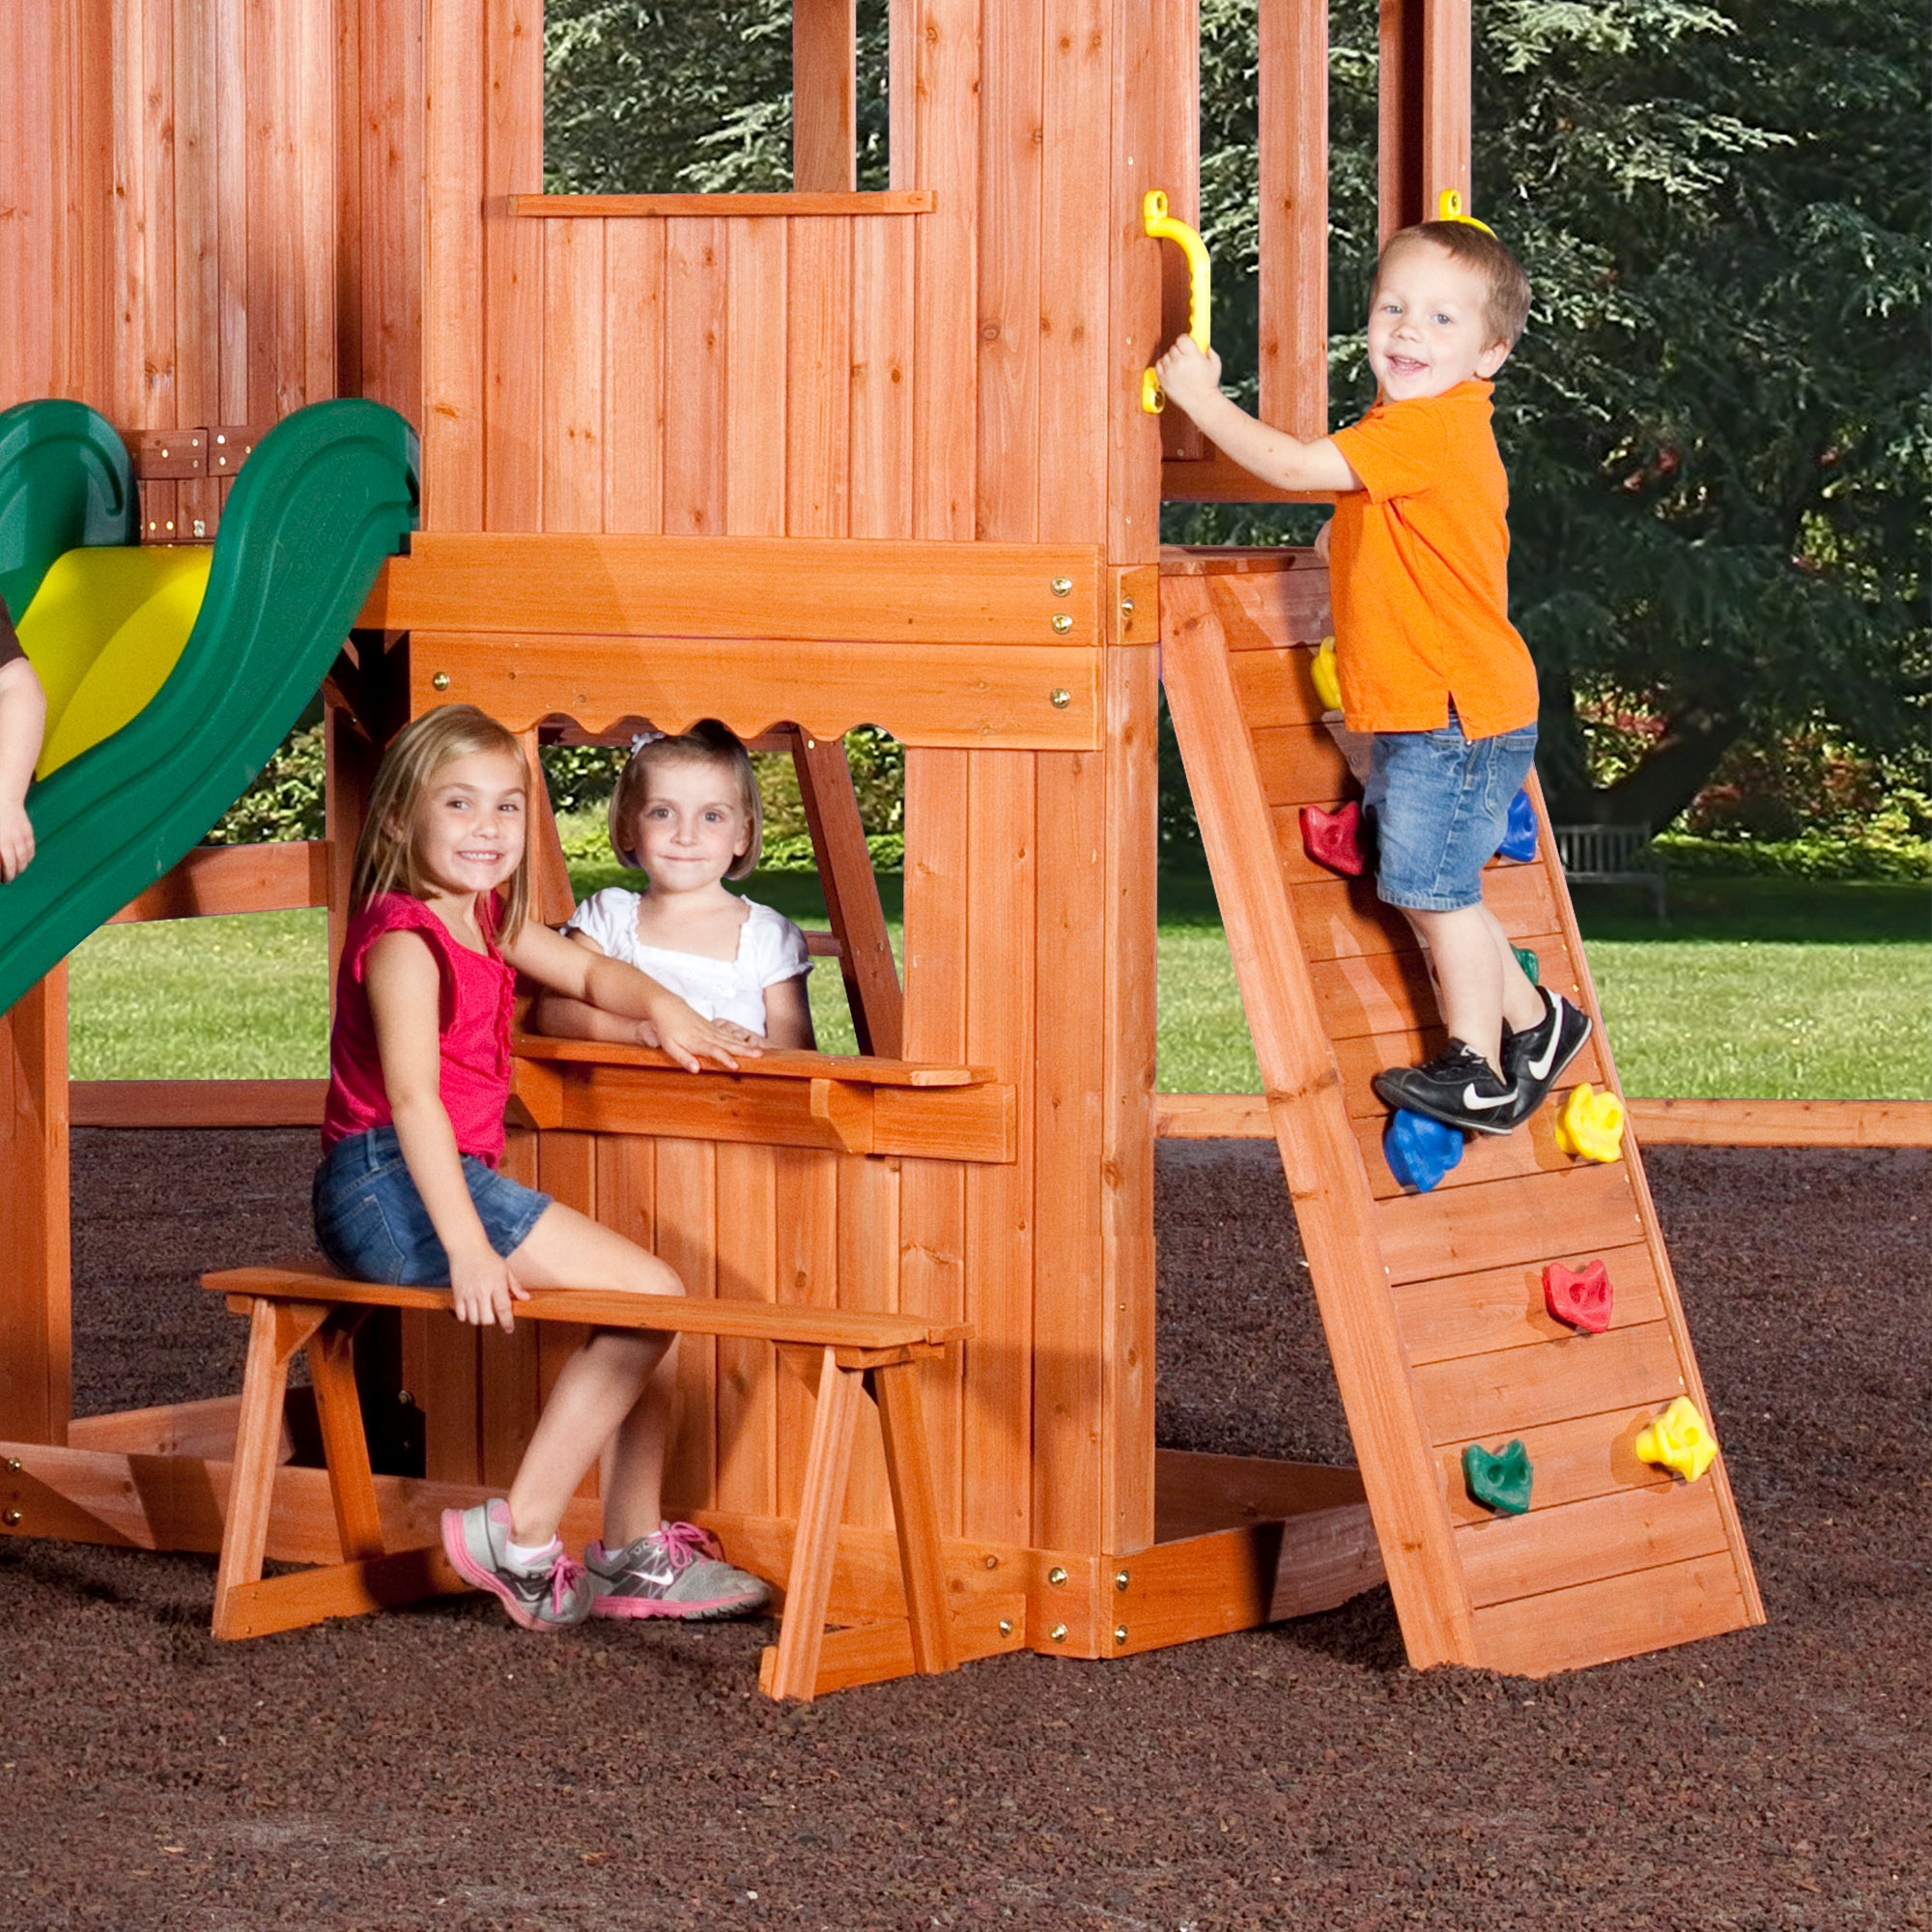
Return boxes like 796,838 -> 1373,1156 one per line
1310,635 -> 1341,713
1554,1082 -> 1626,1163
1634,1397 -> 1719,1484
17,544 -> 213,778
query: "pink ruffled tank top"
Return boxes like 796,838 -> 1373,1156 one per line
321,892 -> 517,1164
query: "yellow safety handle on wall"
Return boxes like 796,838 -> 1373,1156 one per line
1142,189 -> 1211,413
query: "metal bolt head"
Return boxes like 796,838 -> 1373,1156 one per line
2,1509 -> 19,1527
982,1553 -> 999,1570
432,671 -> 451,692
192,520 -> 207,538
1050,576 -> 1073,597
1049,688 -> 1071,709
1120,595 -> 1136,616
998,1618 -> 1013,1637
1048,1623 -> 1068,1643
1114,1569 -> 1130,1592
1114,1625 -> 1128,1646
1047,1565 -> 1068,1587
4,1457 -> 19,1474
397,1390 -> 415,1407
1051,612 -> 1073,635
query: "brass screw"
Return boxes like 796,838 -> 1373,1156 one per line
997,1618 -> 1013,1637
1048,1623 -> 1068,1643
982,1553 -> 999,1570
2,1510 -> 19,1528
397,1390 -> 415,1408
1114,1625 -> 1128,1647
1120,595 -> 1136,617
432,671 -> 451,692
1047,1566 -> 1068,1587
192,520 -> 206,538
1050,576 -> 1073,597
1049,688 -> 1071,709
1114,1569 -> 1130,1592
1051,612 -> 1073,635
4,1458 -> 19,1474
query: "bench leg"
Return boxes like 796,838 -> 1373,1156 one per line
309,1311 -> 385,1563
870,1360 -> 954,1675
212,1297 -> 329,1639
762,1346 -> 863,1701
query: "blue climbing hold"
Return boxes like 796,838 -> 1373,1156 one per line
1382,1108 -> 1465,1193
1496,787 -> 1538,863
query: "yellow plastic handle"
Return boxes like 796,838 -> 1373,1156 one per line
1143,188 -> 1211,413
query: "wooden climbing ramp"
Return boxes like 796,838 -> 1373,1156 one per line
1159,552 -> 1765,1677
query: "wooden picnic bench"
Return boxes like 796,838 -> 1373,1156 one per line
200,1260 -> 971,1701
1552,822 -> 1669,920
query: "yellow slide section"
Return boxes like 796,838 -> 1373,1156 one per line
18,545 -> 214,779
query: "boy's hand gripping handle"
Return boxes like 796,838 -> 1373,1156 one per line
1142,190 -> 1211,413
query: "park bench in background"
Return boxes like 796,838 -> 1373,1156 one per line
200,1261 -> 970,1701
1553,823 -> 1669,920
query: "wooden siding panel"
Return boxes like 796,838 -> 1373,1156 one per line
713,1141 -> 780,1520
662,219 -> 728,536
847,216 -> 915,539
601,216 -> 667,534
783,217 -> 852,539
540,217 -> 606,532
653,1139 -> 719,1515
724,216 -> 788,538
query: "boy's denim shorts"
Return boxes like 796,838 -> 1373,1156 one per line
1363,709 -> 1538,914
312,1125 -> 553,1286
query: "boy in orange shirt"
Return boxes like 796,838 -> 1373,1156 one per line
1156,217 -> 1589,1134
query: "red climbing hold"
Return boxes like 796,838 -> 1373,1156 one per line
1543,1259 -> 1613,1334
1300,801 -> 1367,877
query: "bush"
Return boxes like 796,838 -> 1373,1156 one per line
207,723 -> 326,843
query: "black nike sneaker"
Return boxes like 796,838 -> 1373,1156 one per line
1500,987 -> 1593,1126
1372,1041 -> 1520,1136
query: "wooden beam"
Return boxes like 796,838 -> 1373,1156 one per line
107,840 -> 331,923
1258,0 -> 1328,438
0,972 -> 71,1446
512,192 -> 935,218
70,1080 -> 327,1129
792,0 -> 858,194
360,534 -> 1106,645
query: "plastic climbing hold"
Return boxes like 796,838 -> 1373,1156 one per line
1543,1260 -> 1614,1334
1463,1440 -> 1533,1516
1383,1109 -> 1465,1193
1299,800 -> 1368,877
1495,786 -> 1538,863
1513,945 -> 1541,986
1554,1083 -> 1626,1163
1310,635 -> 1342,713
1634,1397 -> 1719,1483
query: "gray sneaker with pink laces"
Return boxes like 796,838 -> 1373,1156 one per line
440,1499 -> 594,1632
584,1520 -> 770,1620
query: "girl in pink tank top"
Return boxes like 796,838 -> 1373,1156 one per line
316,704 -> 771,1631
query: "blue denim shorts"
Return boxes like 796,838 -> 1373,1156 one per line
1363,710 -> 1538,913
312,1126 -> 553,1287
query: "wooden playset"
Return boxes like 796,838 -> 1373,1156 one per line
25,0 -> 1914,1696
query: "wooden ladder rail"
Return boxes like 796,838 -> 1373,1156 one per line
204,1267 -> 963,1702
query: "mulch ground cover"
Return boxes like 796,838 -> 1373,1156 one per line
2,1131 -> 1926,1931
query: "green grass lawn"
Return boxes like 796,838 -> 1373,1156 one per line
65,867 -> 1930,1100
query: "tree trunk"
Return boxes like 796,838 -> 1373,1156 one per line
1597,707 -> 1743,835
1532,670 -> 1598,820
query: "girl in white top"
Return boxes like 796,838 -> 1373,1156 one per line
536,722 -> 815,1050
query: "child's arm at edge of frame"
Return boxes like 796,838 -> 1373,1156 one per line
760,974 -> 816,1052
507,918 -> 760,1072
0,656 -> 48,883
364,927 -> 527,1332
1153,337 -> 1362,497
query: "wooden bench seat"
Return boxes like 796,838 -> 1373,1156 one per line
201,1259 -> 971,1701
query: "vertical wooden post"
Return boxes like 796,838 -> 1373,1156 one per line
1258,0 -> 1327,439
1377,0 -> 1424,241
1422,0 -> 1471,215
0,973 -> 71,1447
793,0 -> 857,193
1379,0 -> 1471,239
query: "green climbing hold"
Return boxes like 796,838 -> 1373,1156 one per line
1514,946 -> 1540,986
1463,1439 -> 1533,1516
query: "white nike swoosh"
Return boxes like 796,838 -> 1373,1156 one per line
1461,1084 -> 1519,1111
1521,1012 -> 1563,1081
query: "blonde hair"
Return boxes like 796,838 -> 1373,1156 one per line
608,720 -> 763,881
1376,219 -> 1533,348
351,703 -> 533,944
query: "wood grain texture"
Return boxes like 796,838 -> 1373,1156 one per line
515,193 -> 935,217
724,216 -> 788,537
783,218 -> 852,540
601,216 -> 666,533
1258,0 -> 1327,438
663,218 -> 727,536
792,0 -> 858,193
540,217 -> 605,531
713,1142 -> 780,1520
0,977 -> 72,1447
653,1139 -> 719,1515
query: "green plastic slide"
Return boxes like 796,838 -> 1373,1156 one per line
0,397 -> 418,1017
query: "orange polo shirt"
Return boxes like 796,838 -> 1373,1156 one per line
1325,380 -> 1537,739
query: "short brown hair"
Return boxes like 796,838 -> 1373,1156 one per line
352,703 -> 534,943
1376,220 -> 1532,348
608,720 -> 764,880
